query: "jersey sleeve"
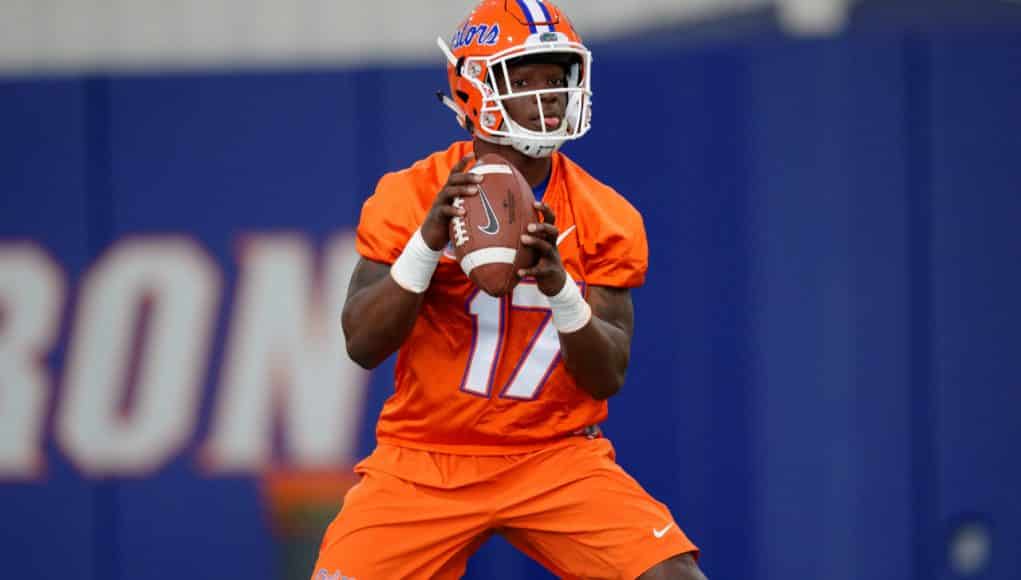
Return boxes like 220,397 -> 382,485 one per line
579,190 -> 649,288
355,172 -> 423,264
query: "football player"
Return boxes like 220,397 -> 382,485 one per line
312,1 -> 706,578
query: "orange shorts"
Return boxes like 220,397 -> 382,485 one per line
312,436 -> 698,579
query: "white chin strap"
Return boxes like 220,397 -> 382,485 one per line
473,127 -> 565,159
514,139 -> 563,159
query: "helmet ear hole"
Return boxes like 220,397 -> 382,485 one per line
456,90 -> 470,103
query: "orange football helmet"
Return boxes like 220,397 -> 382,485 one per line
438,0 -> 593,158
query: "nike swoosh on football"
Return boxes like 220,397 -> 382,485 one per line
556,225 -> 576,246
653,523 -> 674,538
477,188 -> 500,235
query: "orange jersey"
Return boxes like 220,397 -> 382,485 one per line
355,141 -> 648,454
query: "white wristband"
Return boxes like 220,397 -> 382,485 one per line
548,278 -> 592,334
390,229 -> 442,293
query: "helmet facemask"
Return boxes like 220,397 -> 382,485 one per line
451,32 -> 593,158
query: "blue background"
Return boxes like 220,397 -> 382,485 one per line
2,4 -> 1020,579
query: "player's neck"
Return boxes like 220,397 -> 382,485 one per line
472,140 -> 552,189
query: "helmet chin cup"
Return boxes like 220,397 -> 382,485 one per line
511,135 -> 563,159
506,121 -> 567,159
472,129 -> 558,159
467,48 -> 591,157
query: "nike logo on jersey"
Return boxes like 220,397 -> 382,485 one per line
442,242 -> 457,260
477,187 -> 500,235
653,523 -> 674,538
556,224 -> 576,247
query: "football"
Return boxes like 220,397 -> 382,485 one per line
450,153 -> 539,297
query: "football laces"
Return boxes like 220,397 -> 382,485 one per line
451,197 -> 469,247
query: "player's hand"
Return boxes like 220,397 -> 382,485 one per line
420,153 -> 481,251
518,202 -> 568,296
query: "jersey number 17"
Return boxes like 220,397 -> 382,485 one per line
459,280 -> 581,401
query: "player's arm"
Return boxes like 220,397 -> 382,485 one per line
342,154 -> 481,369
558,285 -> 634,400
341,258 -> 424,369
519,204 -> 634,400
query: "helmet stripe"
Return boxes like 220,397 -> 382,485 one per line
536,0 -> 556,31
514,0 -> 537,33
516,0 -> 552,33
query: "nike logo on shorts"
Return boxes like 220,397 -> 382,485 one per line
653,523 -> 674,538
